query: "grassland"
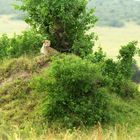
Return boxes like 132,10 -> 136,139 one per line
0,55 -> 140,140
1,124 -> 140,140
0,15 -> 28,37
94,23 -> 140,66
1,17 -> 140,140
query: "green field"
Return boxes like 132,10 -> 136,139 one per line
94,23 -> 140,67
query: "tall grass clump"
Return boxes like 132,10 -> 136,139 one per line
0,123 -> 140,140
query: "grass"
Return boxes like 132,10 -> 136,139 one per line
0,55 -> 52,125
0,56 -> 140,140
0,124 -> 140,140
1,17 -> 140,140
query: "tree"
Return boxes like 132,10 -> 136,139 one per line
118,41 -> 137,79
18,0 -> 97,57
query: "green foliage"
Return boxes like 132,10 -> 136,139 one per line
106,43 -> 138,98
31,54 -> 113,128
1,0 -> 140,132
18,0 -> 97,57
86,42 -> 139,98
8,30 -> 44,57
0,30 -> 44,59
0,54 -> 140,130
85,47 -> 106,63
118,41 -> 137,79
72,33 -> 96,58
117,80 -> 138,98
0,34 -> 9,59
29,76 -> 48,93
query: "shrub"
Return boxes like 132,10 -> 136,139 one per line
85,47 -> 106,63
117,41 -> 137,79
85,42 -> 139,99
18,0 -> 97,57
118,80 -> 138,98
0,30 -> 44,59
0,34 -> 10,59
72,33 -> 96,58
33,54 -> 112,128
7,30 -> 45,58
105,42 -> 139,98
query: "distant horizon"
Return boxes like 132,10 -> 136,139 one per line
1,0 -> 140,28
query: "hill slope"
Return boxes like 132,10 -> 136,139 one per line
0,54 -> 140,127
0,55 -> 51,125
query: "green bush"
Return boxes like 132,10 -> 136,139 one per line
71,33 -> 96,58
85,47 -> 106,63
0,34 -> 10,59
85,42 -> 139,99
32,54 -> 112,128
117,79 -> 138,98
117,41 -> 137,79
8,30 -> 44,57
0,30 -> 44,59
